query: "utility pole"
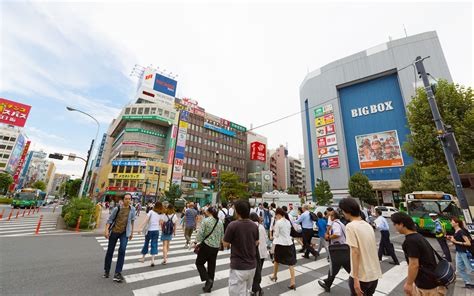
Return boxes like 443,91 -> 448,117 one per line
78,139 -> 94,197
414,56 -> 473,230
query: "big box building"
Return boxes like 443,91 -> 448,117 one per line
300,31 -> 452,205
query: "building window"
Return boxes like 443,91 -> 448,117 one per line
111,166 -> 118,173
137,108 -> 143,115
164,110 -> 170,118
10,137 -> 16,142
125,166 -> 132,173
133,166 -> 139,173
131,108 -> 137,114
151,107 -> 156,114
144,107 -> 150,114
158,109 -> 163,115
123,180 -> 129,187
125,107 -> 130,114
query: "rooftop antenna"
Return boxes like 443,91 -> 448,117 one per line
403,24 -> 408,37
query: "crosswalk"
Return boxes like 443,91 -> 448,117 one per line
0,211 -> 68,237
95,228 -> 410,295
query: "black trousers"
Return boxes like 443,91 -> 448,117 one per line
349,277 -> 378,296
325,246 -> 351,287
378,230 -> 399,264
302,228 -> 318,257
437,237 -> 452,262
252,257 -> 265,292
195,243 -> 219,281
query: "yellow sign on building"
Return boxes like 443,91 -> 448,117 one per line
108,173 -> 145,180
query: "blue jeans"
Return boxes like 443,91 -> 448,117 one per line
141,230 -> 159,255
456,251 -> 473,284
104,231 -> 128,273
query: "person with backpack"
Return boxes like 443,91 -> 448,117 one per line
137,202 -> 163,267
160,204 -> 178,265
184,202 -> 198,248
448,217 -> 474,289
391,212 -> 449,295
295,204 -> 319,260
218,202 -> 234,232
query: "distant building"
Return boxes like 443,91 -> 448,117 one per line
288,156 -> 304,193
270,145 -> 290,191
50,174 -> 70,196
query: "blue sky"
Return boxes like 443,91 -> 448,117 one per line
1,1 -> 472,176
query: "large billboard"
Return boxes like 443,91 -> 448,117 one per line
250,141 -> 266,162
6,134 -> 25,174
355,130 -> 404,169
0,98 -> 31,127
339,73 -> 412,180
153,73 -> 177,97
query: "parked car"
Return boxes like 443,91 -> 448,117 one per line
375,206 -> 398,218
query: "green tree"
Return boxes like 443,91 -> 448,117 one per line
164,183 -> 183,205
65,179 -> 82,197
399,164 -> 423,196
348,172 -> 376,205
313,179 -> 333,205
403,80 -> 474,191
0,173 -> 13,194
220,171 -> 249,202
287,187 -> 299,194
31,180 -> 46,191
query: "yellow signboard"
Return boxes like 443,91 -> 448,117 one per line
108,173 -> 144,180
179,121 -> 188,128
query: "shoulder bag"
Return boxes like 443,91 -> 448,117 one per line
142,210 -> 153,236
108,206 -> 121,232
194,219 -> 219,255
421,244 -> 456,286
328,220 -> 350,252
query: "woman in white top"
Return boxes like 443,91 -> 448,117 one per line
269,208 -> 297,290
138,202 -> 163,267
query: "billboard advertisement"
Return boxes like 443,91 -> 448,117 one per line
10,140 -> 31,191
204,122 -> 236,137
171,110 -> 189,185
0,98 -> 32,127
355,130 -> 404,169
250,141 -> 266,162
318,145 -> 339,158
111,160 -> 147,166
6,134 -> 25,174
339,73 -> 412,180
320,157 -> 340,169
153,73 -> 177,97
316,124 -> 336,137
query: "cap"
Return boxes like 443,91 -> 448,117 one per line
428,213 -> 438,217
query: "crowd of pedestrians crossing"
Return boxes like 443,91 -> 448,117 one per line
100,193 -> 473,295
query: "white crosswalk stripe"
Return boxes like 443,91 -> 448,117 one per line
95,229 -> 409,295
0,213 -> 69,237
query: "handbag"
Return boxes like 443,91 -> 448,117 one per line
194,220 -> 219,255
421,244 -> 456,286
142,210 -> 153,236
328,220 -> 350,253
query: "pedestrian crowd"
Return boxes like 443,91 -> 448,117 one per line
100,193 -> 473,296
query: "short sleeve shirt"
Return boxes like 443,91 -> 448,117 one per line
330,220 -> 346,245
185,208 -> 198,228
402,233 -> 438,289
147,210 -> 162,231
223,219 -> 258,270
346,220 -> 382,282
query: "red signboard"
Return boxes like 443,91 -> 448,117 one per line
10,140 -> 31,191
106,187 -> 138,192
0,98 -> 31,127
317,137 -> 327,148
329,157 -> 340,168
250,141 -> 266,162
211,169 -> 217,177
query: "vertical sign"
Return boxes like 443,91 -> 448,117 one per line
10,140 -> 31,191
315,103 -> 340,169
172,110 -> 189,185
95,133 -> 107,168
250,141 -> 266,162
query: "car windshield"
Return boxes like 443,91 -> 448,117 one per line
15,192 -> 37,200
407,200 -> 461,218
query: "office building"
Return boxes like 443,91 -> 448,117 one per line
270,145 -> 290,191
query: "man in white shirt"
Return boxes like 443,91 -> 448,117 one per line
255,203 -> 265,219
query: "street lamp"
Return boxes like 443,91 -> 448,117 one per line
215,151 -> 220,204
66,106 -> 100,198
144,179 -> 151,204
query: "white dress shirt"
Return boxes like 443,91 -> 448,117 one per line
273,218 -> 293,246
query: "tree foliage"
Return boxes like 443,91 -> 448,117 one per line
164,183 -> 183,205
287,187 -> 299,194
0,173 -> 13,194
31,180 -> 46,191
348,172 -> 376,205
402,80 -> 474,192
220,171 -> 248,202
65,179 -> 82,198
61,197 -> 96,229
313,179 -> 333,205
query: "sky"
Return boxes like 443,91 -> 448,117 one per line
0,0 -> 472,176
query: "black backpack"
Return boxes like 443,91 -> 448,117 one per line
462,229 -> 474,255
221,209 -> 233,231
309,212 -> 318,221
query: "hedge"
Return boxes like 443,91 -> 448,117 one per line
0,198 -> 12,204
61,198 -> 96,229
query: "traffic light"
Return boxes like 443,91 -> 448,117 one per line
48,153 -> 64,160
210,180 -> 216,189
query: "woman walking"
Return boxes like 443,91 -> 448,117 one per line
138,202 -> 163,266
269,208 -> 297,290
160,204 -> 179,265
250,212 -> 268,296
448,217 -> 474,289
194,207 -> 224,293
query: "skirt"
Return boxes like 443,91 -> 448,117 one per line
274,244 -> 297,266
161,233 -> 172,241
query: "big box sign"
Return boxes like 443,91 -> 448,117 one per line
153,73 -> 177,97
339,74 -> 412,180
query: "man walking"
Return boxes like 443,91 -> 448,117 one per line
223,200 -> 259,296
392,212 -> 447,295
374,209 -> 399,265
339,198 -> 382,296
429,213 -> 452,262
184,202 -> 198,247
295,204 -> 319,259
103,194 -> 136,282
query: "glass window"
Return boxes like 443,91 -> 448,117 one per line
6,145 -> 12,150
164,110 -> 170,118
137,108 -> 143,115
0,145 -> 5,149
144,107 -> 150,114
125,107 -> 130,114
125,166 -> 132,173
130,181 -> 136,187
151,107 -> 156,114
170,112 -> 175,119
10,137 -> 16,142
158,109 -> 163,115
111,166 -> 118,173
131,108 -> 137,114
2,154 -> 8,159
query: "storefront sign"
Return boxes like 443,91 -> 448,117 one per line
230,122 -> 247,132
204,122 -> 236,137
153,73 -> 177,97
125,128 -> 167,138
95,133 -> 107,168
0,98 -> 31,127
111,160 -> 147,166
107,187 -> 138,192
318,145 -> 339,158
108,173 -> 145,180
122,115 -> 172,125
250,141 -> 266,162
351,101 -> 394,118
317,134 -> 337,148
319,157 -> 340,169
314,104 -> 333,118
316,124 -> 336,137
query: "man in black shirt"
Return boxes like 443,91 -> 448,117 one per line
391,212 -> 447,296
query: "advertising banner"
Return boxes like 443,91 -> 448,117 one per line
109,173 -> 145,180
204,122 -> 236,137
111,160 -> 147,166
230,122 -> 247,132
125,128 -> 167,138
318,145 -> 339,158
10,140 -> 31,191
0,98 -> 32,127
317,134 -> 337,148
317,137 -> 327,148
176,132 -> 186,146
355,130 -> 404,169
153,73 -> 177,97
95,133 -> 107,168
6,134 -> 25,174
314,103 -> 333,118
250,141 -> 266,162
319,157 -> 340,169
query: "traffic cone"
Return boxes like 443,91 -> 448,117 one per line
22,208 -> 26,217
0,208 -> 4,219
35,215 -> 43,235
75,216 -> 82,232
15,209 -> 20,219
7,210 -> 13,221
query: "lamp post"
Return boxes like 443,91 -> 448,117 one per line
144,179 -> 151,204
215,150 -> 220,204
66,107 -> 100,198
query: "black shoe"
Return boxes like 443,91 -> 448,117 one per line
302,255 -> 310,259
203,279 -> 213,293
318,280 -> 330,292
102,271 -> 109,278
113,273 -> 124,283
298,249 -> 305,253
466,284 -> 474,289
